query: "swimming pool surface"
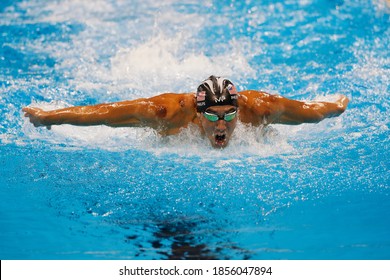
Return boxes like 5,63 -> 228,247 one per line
1,0 -> 389,260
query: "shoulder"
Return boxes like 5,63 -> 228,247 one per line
147,93 -> 197,118
238,90 -> 279,99
237,90 -> 284,125
238,90 -> 281,107
150,92 -> 195,102
147,93 -> 195,108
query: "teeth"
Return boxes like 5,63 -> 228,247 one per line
215,134 -> 226,141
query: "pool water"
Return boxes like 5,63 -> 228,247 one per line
0,0 -> 389,260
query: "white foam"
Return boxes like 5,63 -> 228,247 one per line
107,35 -> 255,95
373,0 -> 390,13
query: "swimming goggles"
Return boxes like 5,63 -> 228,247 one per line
203,110 -> 237,122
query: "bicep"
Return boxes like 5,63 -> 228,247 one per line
106,94 -> 196,132
102,99 -> 163,127
239,91 -> 347,126
274,97 -> 345,124
41,93 -> 195,133
274,98 -> 325,124
238,92 -> 319,125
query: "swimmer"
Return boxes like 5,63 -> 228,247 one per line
23,75 -> 349,148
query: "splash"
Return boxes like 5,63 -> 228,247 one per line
106,34 -> 256,96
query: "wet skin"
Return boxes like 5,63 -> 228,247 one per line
22,91 -> 349,149
199,105 -> 237,149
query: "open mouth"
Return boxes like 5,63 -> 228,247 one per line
214,133 -> 226,146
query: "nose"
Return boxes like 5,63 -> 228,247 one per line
215,119 -> 227,131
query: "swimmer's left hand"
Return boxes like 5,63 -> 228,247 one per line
336,95 -> 349,113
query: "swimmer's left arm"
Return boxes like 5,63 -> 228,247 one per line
273,95 -> 349,124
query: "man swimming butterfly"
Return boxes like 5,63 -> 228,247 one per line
23,75 -> 349,148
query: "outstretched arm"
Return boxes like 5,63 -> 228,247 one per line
274,94 -> 349,124
238,91 -> 349,125
22,93 -> 197,135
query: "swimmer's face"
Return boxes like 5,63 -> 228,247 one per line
200,105 -> 238,149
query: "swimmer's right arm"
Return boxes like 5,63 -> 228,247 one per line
22,93 -> 197,133
22,100 -> 146,130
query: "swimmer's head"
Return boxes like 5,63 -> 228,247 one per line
196,76 -> 238,113
197,76 -> 239,148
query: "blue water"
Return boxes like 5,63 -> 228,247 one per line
1,0 -> 389,260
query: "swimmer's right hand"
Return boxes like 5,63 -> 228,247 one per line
22,107 -> 52,130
